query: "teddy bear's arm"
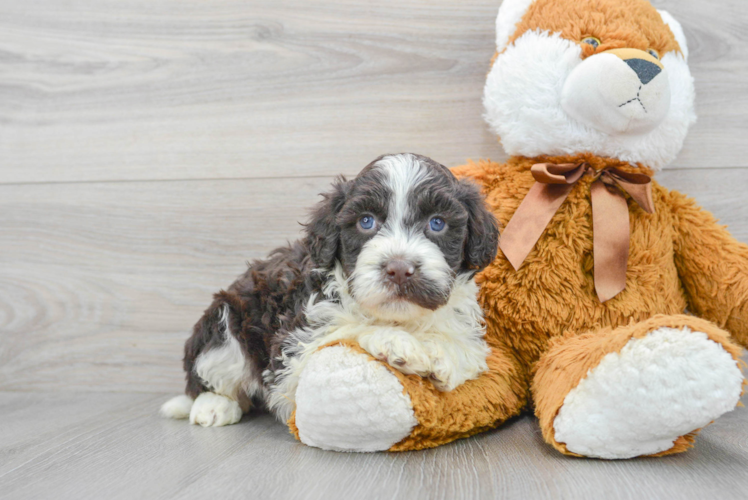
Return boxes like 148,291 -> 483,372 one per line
385,335 -> 530,451
289,336 -> 529,452
669,189 -> 748,348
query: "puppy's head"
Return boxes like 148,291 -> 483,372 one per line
305,153 -> 498,322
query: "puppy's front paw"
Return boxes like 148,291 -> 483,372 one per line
422,341 -> 459,392
189,392 -> 243,427
422,339 -> 490,392
359,329 -> 431,377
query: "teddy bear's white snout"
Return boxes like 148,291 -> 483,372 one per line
561,51 -> 670,136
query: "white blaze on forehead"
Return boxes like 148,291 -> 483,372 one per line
375,153 -> 430,228
496,0 -> 536,52
350,153 -> 454,321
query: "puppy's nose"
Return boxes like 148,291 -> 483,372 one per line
385,260 -> 415,286
625,58 -> 662,85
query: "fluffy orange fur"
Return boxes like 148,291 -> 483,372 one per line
287,155 -> 748,453
507,0 -> 681,58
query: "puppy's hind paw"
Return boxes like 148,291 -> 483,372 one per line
160,394 -> 194,419
189,392 -> 243,427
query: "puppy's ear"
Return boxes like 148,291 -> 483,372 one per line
304,176 -> 350,269
457,179 -> 499,272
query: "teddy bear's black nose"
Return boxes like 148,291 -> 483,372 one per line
625,58 -> 662,85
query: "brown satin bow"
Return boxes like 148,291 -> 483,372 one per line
499,162 -> 655,303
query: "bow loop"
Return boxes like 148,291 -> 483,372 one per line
597,167 -> 655,214
530,162 -> 589,184
499,162 -> 656,303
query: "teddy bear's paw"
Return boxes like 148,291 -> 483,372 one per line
189,392 -> 243,427
294,345 -> 418,452
359,328 -> 431,377
553,327 -> 744,459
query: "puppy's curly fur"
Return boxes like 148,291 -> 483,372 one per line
161,153 -> 499,427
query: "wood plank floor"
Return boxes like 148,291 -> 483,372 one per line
1,390 -> 747,500
2,0 -> 748,498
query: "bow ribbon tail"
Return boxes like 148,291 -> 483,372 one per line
590,180 -> 631,303
591,169 -> 655,302
499,182 -> 576,270
499,162 -> 655,304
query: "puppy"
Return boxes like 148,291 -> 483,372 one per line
160,153 -> 499,427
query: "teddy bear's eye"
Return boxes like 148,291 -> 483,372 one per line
648,49 -> 660,60
581,36 -> 601,49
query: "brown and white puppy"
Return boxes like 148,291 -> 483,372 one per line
160,153 -> 499,427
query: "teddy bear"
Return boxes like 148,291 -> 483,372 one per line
286,0 -> 748,458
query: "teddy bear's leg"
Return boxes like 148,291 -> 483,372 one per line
533,315 -> 745,459
290,339 -> 528,452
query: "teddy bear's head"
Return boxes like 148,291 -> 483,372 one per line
484,0 -> 696,170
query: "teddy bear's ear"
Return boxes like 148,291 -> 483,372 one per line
495,0 -> 536,53
658,10 -> 689,60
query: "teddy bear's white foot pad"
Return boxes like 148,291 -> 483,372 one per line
553,327 -> 744,459
294,345 -> 418,452
189,392 -> 243,427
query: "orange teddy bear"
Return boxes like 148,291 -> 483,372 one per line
287,0 -> 747,458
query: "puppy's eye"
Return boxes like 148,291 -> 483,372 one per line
581,36 -> 601,49
358,215 -> 377,231
429,217 -> 446,232
648,49 -> 660,60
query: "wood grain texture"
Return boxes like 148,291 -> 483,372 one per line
1,0 -> 747,186
1,390 -> 747,500
0,168 -> 746,393
0,0 -> 502,184
1,1 -> 747,496
0,176 -> 332,392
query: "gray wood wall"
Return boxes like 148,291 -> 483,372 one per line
1,0 -> 746,393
